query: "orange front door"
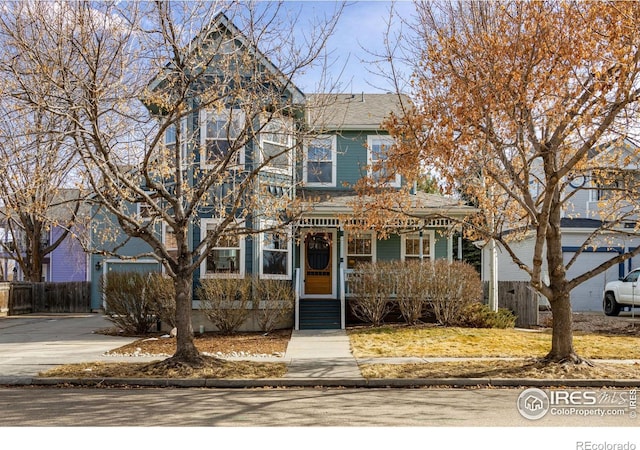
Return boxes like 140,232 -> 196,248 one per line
304,232 -> 332,295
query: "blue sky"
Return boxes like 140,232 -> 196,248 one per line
284,1 -> 418,93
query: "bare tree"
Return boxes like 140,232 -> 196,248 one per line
0,53 -> 84,282
379,1 -> 640,363
0,0 -> 342,367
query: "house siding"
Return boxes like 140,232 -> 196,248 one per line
50,227 -> 87,282
376,235 -> 400,261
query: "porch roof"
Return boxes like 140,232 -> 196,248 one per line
296,190 -> 478,225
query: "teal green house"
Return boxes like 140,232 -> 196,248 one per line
89,13 -> 475,330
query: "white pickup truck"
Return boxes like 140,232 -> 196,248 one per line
603,268 -> 640,316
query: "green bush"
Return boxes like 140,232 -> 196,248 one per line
252,278 -> 294,332
457,302 -> 517,329
197,277 -> 252,334
100,271 -> 163,335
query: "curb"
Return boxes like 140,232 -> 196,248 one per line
2,376 -> 639,389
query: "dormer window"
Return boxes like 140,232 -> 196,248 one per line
200,109 -> 245,168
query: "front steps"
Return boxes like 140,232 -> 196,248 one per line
298,299 -> 341,329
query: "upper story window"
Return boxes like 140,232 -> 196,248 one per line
200,109 -> 245,169
368,135 -> 401,188
159,119 -> 189,169
304,135 -> 336,186
259,116 -> 293,173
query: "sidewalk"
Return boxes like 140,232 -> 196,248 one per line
1,314 -> 639,388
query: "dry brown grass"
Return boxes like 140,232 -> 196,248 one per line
348,325 -> 640,359
360,360 -> 640,380
41,360 -> 287,379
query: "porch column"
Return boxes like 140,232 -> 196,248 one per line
447,234 -> 453,262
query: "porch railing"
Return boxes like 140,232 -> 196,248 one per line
294,268 -> 301,330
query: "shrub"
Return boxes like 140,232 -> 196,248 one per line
424,259 -> 482,326
197,277 -> 252,334
252,278 -> 294,332
349,261 -> 395,326
146,273 -> 176,328
100,271 -> 159,334
456,302 -> 517,328
391,260 -> 429,325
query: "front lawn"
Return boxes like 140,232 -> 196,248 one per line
348,325 -> 640,360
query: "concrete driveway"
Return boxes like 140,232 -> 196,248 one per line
0,313 -> 144,377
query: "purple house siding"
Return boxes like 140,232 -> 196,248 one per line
49,227 -> 88,282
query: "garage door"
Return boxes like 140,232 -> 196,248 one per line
563,250 -> 622,312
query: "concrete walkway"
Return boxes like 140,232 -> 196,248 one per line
284,330 -> 363,379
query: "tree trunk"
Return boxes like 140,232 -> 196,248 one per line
170,274 -> 201,363
546,292 -> 581,362
543,190 -> 585,363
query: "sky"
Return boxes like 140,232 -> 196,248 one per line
283,1 -> 418,94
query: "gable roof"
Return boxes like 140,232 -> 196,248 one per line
305,93 -> 410,131
147,12 -> 305,106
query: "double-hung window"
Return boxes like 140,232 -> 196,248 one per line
401,231 -> 434,261
346,232 -> 375,269
259,116 -> 293,173
260,222 -> 291,279
200,109 -> 245,168
200,219 -> 245,278
160,118 -> 189,169
163,224 -> 178,261
304,135 -> 336,186
368,135 -> 400,187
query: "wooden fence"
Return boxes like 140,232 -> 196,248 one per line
483,281 -> 539,328
0,282 -> 91,315
0,283 -> 9,315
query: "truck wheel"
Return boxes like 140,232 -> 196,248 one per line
603,293 -> 621,317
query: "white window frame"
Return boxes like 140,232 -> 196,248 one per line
259,115 -> 294,174
367,135 -> 401,188
200,109 -> 245,170
345,231 -> 376,269
259,221 -> 292,280
199,218 -> 245,279
401,231 -> 435,262
304,134 -> 337,187
136,191 -> 156,223
162,223 -> 178,261
161,118 -> 189,168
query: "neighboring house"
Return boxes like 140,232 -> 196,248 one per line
0,190 -> 90,283
89,14 -> 476,329
480,138 -> 640,312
